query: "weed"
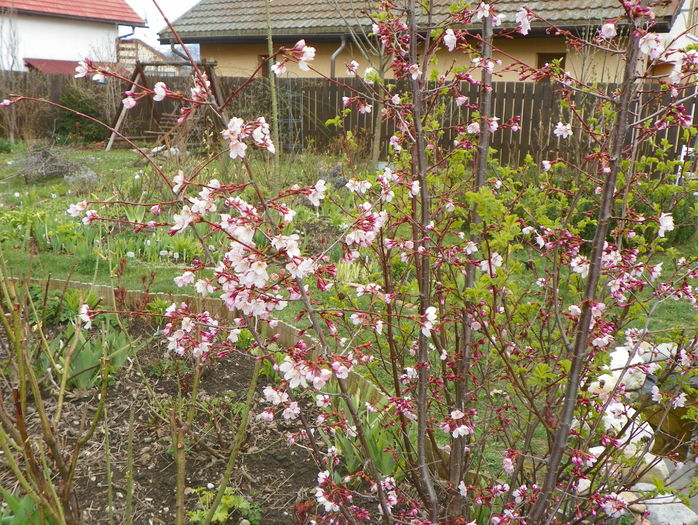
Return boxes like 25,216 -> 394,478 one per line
188,487 -> 262,525
0,489 -> 55,525
147,358 -> 191,379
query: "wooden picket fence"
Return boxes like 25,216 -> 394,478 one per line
1,71 -> 694,165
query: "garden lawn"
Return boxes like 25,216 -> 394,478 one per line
0,145 -> 696,331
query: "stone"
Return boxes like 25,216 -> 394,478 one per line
631,482 -> 657,492
638,453 -> 670,483
619,491 -> 647,513
666,458 -> 698,513
576,478 -> 592,495
644,493 -> 698,525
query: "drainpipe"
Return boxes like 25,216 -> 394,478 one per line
170,42 -> 189,62
330,35 -> 347,79
118,27 -> 136,40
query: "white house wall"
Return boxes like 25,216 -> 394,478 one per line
666,0 -> 698,49
0,13 -> 118,70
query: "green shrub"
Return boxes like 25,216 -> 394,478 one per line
0,138 -> 13,153
666,193 -> 696,245
55,86 -> 108,143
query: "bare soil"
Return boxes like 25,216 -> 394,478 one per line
0,320 -> 319,524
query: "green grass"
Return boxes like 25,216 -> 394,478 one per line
1,143 -> 695,333
3,249 -> 182,293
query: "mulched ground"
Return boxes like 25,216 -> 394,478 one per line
0,319 -> 319,524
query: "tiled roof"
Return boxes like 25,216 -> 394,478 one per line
159,0 -> 681,42
0,0 -> 146,26
24,57 -> 80,74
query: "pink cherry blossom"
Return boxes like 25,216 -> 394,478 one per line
78,304 -> 92,330
271,61 -> 286,75
67,200 -> 88,217
122,96 -> 137,110
307,179 -> 327,206
600,22 -> 617,39
152,82 -> 167,102
475,2 -> 490,20
516,8 -> 531,35
639,33 -> 664,60
444,29 -> 457,52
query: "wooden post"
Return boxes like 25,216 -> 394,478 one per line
105,65 -> 141,151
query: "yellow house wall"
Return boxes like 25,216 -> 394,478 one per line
202,38 -> 624,83
201,42 -> 366,78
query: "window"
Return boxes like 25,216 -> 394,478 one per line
537,53 -> 566,70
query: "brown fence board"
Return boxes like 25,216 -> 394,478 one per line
0,71 -> 693,165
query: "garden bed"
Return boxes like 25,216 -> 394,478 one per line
0,316 -> 318,524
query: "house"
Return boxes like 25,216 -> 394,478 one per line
0,0 -> 145,73
117,38 -> 188,76
667,0 -> 698,48
650,0 -> 698,76
159,0 -> 685,82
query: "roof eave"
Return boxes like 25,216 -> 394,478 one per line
159,31 -> 350,45
159,12 -> 675,45
13,8 -> 146,28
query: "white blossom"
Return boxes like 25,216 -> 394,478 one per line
516,8 -> 531,35
553,122 -> 573,139
657,212 -> 674,237
444,29 -> 457,51
600,22 -> 617,40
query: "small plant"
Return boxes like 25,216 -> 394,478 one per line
41,324 -> 135,389
188,487 -> 262,525
147,358 -> 191,379
144,297 -> 171,326
0,489 -> 55,525
27,286 -> 101,326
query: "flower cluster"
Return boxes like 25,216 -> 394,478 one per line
163,303 -> 220,359
221,116 -> 275,159
272,39 -> 316,75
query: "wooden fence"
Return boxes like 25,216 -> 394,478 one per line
0,71 -> 695,165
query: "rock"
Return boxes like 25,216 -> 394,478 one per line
653,342 -> 678,363
666,459 -> 698,513
631,482 -> 656,492
619,491 -> 647,514
576,478 -> 592,494
589,346 -> 647,396
645,495 -> 698,525
239,520 -> 251,525
638,453 -> 670,483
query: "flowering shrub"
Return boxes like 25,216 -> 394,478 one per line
5,0 -> 698,523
